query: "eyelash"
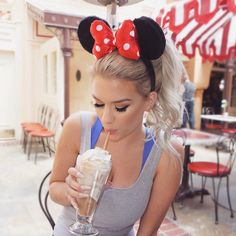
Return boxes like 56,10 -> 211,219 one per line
116,105 -> 129,112
93,103 -> 129,112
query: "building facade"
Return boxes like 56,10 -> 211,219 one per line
1,0 -> 231,141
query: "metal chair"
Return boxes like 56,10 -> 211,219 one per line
27,108 -> 59,164
171,202 -> 177,220
21,104 -> 48,153
188,137 -> 236,224
222,128 -> 236,140
38,171 -> 55,230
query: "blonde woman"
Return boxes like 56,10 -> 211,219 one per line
49,16 -> 184,236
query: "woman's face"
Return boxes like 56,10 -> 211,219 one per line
91,75 -> 151,142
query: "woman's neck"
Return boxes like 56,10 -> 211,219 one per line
105,124 -> 146,148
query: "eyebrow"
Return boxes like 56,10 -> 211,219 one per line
92,95 -> 132,103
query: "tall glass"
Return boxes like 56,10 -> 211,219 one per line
68,147 -> 112,235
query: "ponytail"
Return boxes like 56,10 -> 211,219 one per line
146,39 -> 183,153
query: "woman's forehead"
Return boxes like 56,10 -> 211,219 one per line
91,75 -> 136,91
91,75 -> 141,101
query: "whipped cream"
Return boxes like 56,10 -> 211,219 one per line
77,147 -> 111,163
76,147 -> 112,202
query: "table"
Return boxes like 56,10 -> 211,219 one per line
173,128 -> 222,202
201,114 -> 236,123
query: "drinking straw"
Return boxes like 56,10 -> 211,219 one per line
103,132 -> 110,150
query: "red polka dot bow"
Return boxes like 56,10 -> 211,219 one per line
90,19 -> 140,60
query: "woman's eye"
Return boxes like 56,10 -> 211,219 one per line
93,103 -> 104,108
115,105 -> 129,112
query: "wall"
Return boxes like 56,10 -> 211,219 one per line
0,1 -> 23,139
0,51 -> 16,129
21,1 -> 64,141
70,40 -> 95,114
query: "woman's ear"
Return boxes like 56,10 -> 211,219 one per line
145,91 -> 157,111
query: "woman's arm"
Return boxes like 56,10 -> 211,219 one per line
49,113 -> 82,206
137,142 -> 183,236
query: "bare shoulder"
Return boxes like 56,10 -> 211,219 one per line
157,141 -> 184,175
63,112 -> 81,129
170,139 -> 184,163
56,111 -> 98,157
63,111 -> 97,134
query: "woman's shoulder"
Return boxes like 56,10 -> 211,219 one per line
170,139 -> 184,159
63,111 -> 97,129
64,111 -> 97,126
157,141 -> 183,173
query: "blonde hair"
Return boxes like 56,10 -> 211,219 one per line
92,39 -> 183,153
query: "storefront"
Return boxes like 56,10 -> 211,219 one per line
155,0 -> 236,129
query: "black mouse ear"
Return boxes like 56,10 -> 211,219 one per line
133,16 -> 166,60
77,16 -> 111,54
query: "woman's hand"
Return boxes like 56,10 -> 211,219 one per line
65,167 -> 91,209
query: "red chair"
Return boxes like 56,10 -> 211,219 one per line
27,109 -> 59,164
188,137 -> 235,224
222,128 -> 236,140
21,105 -> 49,153
21,104 -> 46,128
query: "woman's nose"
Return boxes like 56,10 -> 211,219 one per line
101,106 -> 114,124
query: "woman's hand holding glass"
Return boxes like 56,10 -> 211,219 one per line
65,167 -> 91,210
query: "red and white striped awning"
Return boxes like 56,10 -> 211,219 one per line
155,0 -> 236,61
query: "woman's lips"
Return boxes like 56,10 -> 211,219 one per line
104,129 -> 117,135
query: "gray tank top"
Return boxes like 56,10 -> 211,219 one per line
53,112 -> 162,236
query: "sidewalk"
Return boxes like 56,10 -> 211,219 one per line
0,140 -> 236,236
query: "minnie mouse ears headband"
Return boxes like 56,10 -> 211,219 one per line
77,16 -> 166,60
77,16 -> 166,91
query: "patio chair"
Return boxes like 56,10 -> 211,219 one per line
171,202 -> 177,220
188,137 -> 236,224
38,171 -> 55,230
27,108 -> 60,164
221,128 -> 236,140
21,104 -> 48,153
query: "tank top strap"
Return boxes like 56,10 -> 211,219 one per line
90,121 -> 154,171
141,128 -> 154,170
79,111 -> 93,154
90,117 -> 103,149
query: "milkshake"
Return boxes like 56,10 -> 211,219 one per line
76,147 -> 112,217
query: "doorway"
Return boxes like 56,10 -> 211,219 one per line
202,65 -> 225,115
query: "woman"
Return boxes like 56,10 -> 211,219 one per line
49,16 -> 183,236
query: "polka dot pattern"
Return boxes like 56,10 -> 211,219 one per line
116,20 -> 140,60
96,24 -> 103,31
123,43 -> 130,51
104,38 -> 110,44
95,45 -> 101,52
129,30 -> 135,37
90,19 -> 140,60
